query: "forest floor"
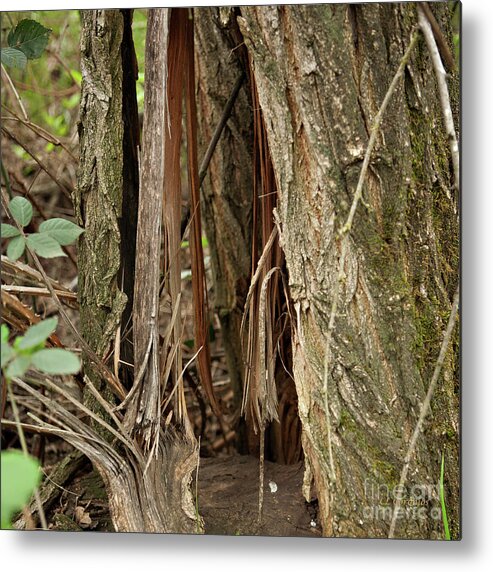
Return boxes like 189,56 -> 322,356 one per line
35,452 -> 320,537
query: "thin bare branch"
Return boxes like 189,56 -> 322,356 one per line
418,6 -> 459,193
1,284 -> 77,302
1,125 -> 73,199
23,242 -> 127,401
199,73 -> 244,185
325,28 -> 419,362
180,73 -> 245,237
1,255 -> 74,293
389,285 -> 459,538
1,103 -> 77,162
421,2 -> 456,73
1,64 -> 28,121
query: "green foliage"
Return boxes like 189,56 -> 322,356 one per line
41,111 -> 70,138
5,355 -> 31,379
137,72 -> 145,110
1,450 -> 41,529
17,317 -> 57,350
1,223 -> 21,238
0,14 -> 84,532
26,233 -> 66,258
0,47 -> 27,69
69,69 -> 81,86
0,321 -> 80,528
181,236 -> 209,249
6,235 -> 26,261
2,196 -> 84,261
39,218 -> 85,245
31,348 -> 80,375
1,319 -> 81,379
1,19 -> 51,70
7,19 -> 51,59
3,11 -> 80,133
1,344 -> 15,364
9,196 -> 33,227
440,452 -> 451,540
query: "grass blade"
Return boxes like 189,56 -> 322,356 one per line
440,451 -> 451,540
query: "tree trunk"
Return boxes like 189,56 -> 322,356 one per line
74,8 -> 199,534
196,3 -> 459,539
76,9 -> 127,415
195,8 -> 254,432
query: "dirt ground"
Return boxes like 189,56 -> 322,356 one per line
23,452 -> 320,537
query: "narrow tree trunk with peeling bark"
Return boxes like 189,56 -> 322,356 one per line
76,9 -> 127,418
74,8 -> 200,534
197,3 -> 459,539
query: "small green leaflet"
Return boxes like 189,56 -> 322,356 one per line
8,196 -> 33,227
0,47 -> 27,69
17,317 -> 58,351
39,218 -> 84,245
27,233 -> 66,258
1,343 -> 14,365
5,354 -> 31,379
1,324 -> 9,343
6,235 -> 26,261
1,223 -> 20,238
7,19 -> 51,60
31,348 -> 81,375
1,451 -> 41,529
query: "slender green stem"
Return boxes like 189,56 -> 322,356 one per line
7,379 -> 48,530
440,451 -> 451,540
7,381 -> 28,454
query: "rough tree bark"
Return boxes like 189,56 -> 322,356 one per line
74,8 -> 199,533
76,9 -> 127,414
197,3 -> 459,539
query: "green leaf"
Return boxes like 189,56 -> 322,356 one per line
26,233 -> 66,258
5,354 -> 31,379
17,318 -> 58,351
1,342 -> 15,365
6,235 -> 26,261
1,223 -> 21,238
39,218 -> 85,246
7,19 -> 51,60
0,47 -> 27,69
8,196 -> 33,227
70,69 -> 81,86
31,348 -> 80,375
1,450 -> 41,529
1,324 -> 9,343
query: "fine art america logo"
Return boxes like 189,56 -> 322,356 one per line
363,479 -> 443,522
